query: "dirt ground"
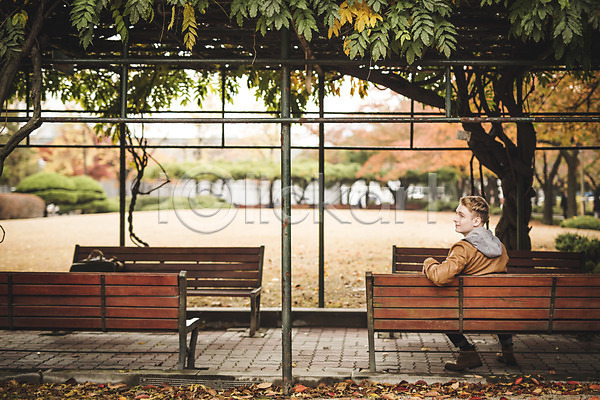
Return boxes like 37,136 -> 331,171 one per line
1,208 -> 598,308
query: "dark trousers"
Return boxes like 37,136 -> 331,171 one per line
447,333 -> 513,349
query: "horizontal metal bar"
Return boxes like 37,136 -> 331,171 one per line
5,108 -> 600,117
6,143 -> 599,151
41,57 -> 597,68
3,116 -> 600,124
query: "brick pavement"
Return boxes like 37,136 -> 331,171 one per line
0,328 -> 599,385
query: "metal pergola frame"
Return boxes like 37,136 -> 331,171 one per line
3,34 -> 600,389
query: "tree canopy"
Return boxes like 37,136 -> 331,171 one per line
1,0 -> 600,249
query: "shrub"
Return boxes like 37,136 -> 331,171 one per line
555,233 -> 600,273
132,195 -> 230,211
15,172 -> 78,206
560,216 -> 600,231
0,193 -> 46,219
71,175 -> 106,203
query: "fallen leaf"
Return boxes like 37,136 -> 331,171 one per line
450,382 -> 460,390
294,384 -> 308,393
566,381 -> 579,385
257,382 -> 272,389
514,377 -> 523,385
590,384 -> 600,390
424,391 -> 439,397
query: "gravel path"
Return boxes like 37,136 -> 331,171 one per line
1,208 -> 598,307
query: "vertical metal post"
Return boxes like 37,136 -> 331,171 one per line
516,77 -> 523,250
445,67 -> 452,117
119,42 -> 128,246
221,69 -> 226,147
280,28 -> 293,394
318,73 -> 325,308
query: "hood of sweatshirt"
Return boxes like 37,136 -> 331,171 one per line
462,226 -> 504,258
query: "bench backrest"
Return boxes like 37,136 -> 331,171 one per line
0,271 -> 186,332
392,245 -> 584,274
366,272 -> 600,334
73,245 -> 265,291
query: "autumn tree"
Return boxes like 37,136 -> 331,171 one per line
526,71 -> 600,221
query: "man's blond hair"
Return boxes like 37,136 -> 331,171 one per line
460,195 -> 490,224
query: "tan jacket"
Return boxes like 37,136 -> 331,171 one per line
423,241 -> 508,286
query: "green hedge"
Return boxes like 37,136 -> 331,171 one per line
555,233 -> 600,273
15,172 -> 78,206
560,216 -> 600,231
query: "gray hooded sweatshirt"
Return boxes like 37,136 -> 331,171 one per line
463,227 -> 504,258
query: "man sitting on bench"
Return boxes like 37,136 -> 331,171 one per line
422,195 -> 517,371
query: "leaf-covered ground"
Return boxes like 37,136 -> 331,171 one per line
1,377 -> 600,400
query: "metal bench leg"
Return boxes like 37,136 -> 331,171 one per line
250,293 -> 258,337
186,326 -> 199,369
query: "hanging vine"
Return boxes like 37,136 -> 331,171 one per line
125,128 -> 170,247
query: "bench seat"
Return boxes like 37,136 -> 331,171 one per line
0,271 -> 203,369
365,272 -> 600,372
72,245 -> 264,336
392,245 -> 584,273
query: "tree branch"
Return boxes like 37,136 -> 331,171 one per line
336,66 -> 447,110
0,44 -> 42,178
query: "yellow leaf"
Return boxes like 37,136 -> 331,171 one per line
168,5 -> 175,30
339,1 -> 353,25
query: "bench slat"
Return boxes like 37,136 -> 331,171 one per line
12,306 -> 101,317
463,286 -> 552,297
374,286 -> 457,297
123,263 -> 260,271
554,308 -> 600,319
106,307 -> 178,318
105,296 -> 179,307
463,320 -> 550,331
8,296 -> 101,306
12,286 -> 101,296
552,321 -> 600,331
104,274 -> 179,285
187,279 -> 259,288
11,273 -> 102,285
374,308 -> 458,319
464,297 -> 551,308
188,289 -> 255,297
374,319 -> 459,331
105,286 -> 179,296
373,297 -> 458,308
554,298 -> 600,308
463,309 -> 549,319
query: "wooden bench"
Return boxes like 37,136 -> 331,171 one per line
392,246 -> 584,274
0,271 -> 203,369
72,245 -> 265,336
365,272 -> 600,372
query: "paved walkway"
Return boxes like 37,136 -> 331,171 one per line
0,328 -> 599,386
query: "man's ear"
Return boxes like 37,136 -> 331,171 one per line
473,216 -> 482,228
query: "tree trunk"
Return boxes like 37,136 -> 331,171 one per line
561,149 -> 579,218
0,2 -> 54,179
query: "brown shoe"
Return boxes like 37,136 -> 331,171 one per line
496,344 -> 518,366
444,349 -> 483,371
